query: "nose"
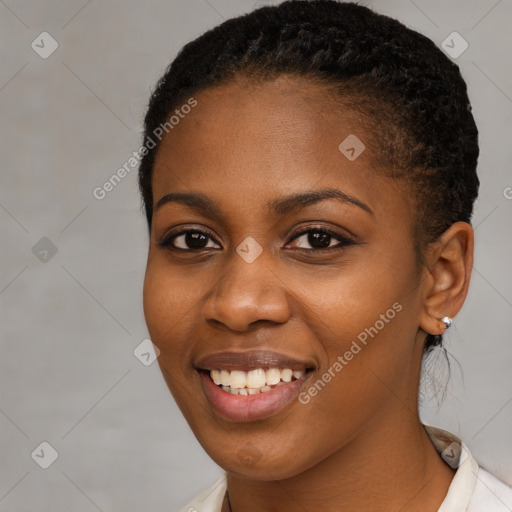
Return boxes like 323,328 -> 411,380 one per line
201,249 -> 291,332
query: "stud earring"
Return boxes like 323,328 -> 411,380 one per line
441,316 -> 452,330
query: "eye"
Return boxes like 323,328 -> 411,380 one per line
287,227 -> 355,251
158,229 -> 221,251
158,226 -> 355,253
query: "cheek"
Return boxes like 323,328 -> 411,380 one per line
288,249 -> 420,421
142,257 -> 208,418
142,255 -> 200,369
143,250 -> 202,328
287,245 -> 416,352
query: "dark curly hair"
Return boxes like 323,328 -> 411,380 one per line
138,0 -> 479,353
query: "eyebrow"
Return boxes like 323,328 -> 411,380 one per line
269,188 -> 373,216
155,187 -> 373,217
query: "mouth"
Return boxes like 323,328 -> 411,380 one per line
195,351 -> 315,422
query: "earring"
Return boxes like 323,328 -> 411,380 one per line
441,316 -> 452,330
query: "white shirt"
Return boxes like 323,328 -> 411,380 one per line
179,425 -> 512,511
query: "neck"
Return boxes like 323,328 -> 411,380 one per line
224,405 -> 455,512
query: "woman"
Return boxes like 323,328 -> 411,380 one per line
138,1 -> 512,510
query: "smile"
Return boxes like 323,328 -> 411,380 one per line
195,350 -> 314,422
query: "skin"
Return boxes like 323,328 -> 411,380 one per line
143,74 -> 474,511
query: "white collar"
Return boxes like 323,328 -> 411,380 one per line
423,424 -> 479,511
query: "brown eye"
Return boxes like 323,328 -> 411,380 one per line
288,228 -> 355,251
158,229 -> 221,251
297,230 -> 333,249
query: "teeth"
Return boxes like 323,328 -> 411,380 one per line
229,370 -> 247,389
211,369 -> 221,385
220,370 -> 230,387
209,367 -> 307,395
265,368 -> 281,386
247,369 -> 266,389
281,369 -> 293,382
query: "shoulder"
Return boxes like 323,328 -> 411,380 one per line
467,467 -> 512,511
177,475 -> 227,512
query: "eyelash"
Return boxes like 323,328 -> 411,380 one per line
157,226 -> 356,253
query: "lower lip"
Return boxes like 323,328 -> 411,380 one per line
199,371 -> 309,422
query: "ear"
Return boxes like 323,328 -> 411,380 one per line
419,222 -> 474,336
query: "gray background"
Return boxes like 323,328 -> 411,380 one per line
1,0 -> 511,511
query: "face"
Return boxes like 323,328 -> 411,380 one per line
143,74 -> 427,480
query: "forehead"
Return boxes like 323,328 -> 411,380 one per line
157,75 -> 349,166
152,75 -> 411,224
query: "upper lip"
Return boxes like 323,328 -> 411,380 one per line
195,350 -> 315,372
